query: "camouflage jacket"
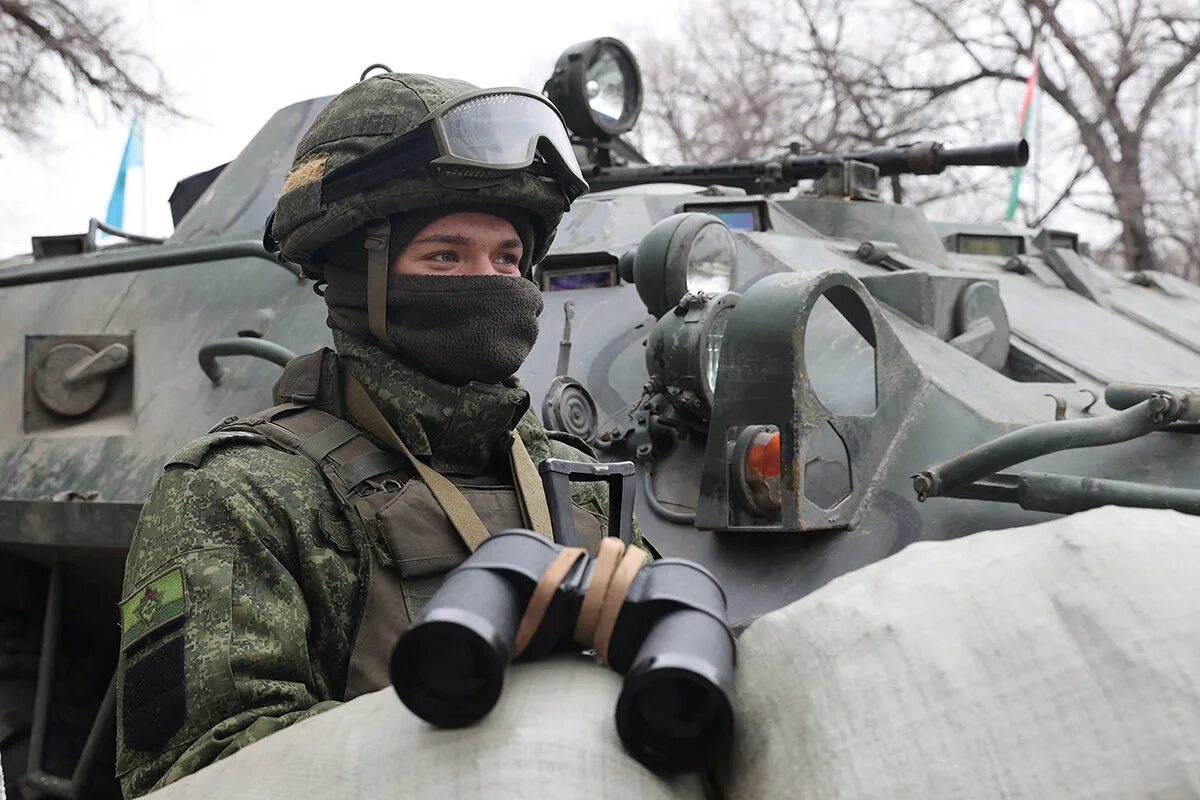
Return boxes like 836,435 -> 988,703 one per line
115,333 -> 630,797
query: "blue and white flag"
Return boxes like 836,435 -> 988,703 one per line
105,118 -> 144,230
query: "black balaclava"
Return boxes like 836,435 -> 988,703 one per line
322,205 -> 545,386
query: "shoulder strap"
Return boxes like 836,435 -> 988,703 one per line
233,368 -> 555,552
343,373 -> 554,545
509,435 -> 554,539
343,373 -> 492,551
226,403 -> 404,492
272,347 -> 343,416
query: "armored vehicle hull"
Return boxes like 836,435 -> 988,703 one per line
4,37 -> 1200,797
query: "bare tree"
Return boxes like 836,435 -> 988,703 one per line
636,0 -> 1017,204
636,0 -> 1200,275
0,0 -> 175,145
892,0 -> 1200,272
637,0 -> 968,159
1151,123 -> 1200,280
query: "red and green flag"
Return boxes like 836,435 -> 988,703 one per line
1004,53 -> 1039,221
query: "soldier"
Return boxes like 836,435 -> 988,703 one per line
115,74 -> 632,797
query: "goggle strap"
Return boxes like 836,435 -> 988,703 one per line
321,125 -> 441,204
524,160 -> 559,180
364,220 -> 393,347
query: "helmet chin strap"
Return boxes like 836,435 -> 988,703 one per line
364,220 -> 394,347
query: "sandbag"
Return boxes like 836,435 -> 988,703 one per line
144,655 -> 704,800
725,506 -> 1200,799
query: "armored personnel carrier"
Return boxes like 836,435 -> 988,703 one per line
3,35 -> 1199,798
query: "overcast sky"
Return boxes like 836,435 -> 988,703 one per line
0,0 -> 683,257
2,0 -> 1141,261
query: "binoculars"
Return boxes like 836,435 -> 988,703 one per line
389,528 -> 735,773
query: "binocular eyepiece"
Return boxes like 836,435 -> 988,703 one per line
390,530 -> 735,773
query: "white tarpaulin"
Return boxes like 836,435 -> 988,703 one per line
725,506 -> 1200,799
143,506 -> 1200,799
145,655 -> 705,800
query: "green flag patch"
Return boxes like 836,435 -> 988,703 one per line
120,567 -> 187,650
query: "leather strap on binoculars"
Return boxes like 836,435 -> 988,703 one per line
512,538 -> 648,663
575,538 -> 624,645
514,546 -> 586,657
593,545 -> 646,664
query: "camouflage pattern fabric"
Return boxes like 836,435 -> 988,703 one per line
271,73 -> 569,278
115,334 -> 632,798
334,332 -> 633,537
335,329 -> 532,474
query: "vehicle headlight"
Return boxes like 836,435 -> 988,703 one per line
645,291 -> 739,425
545,37 -> 643,138
702,302 -> 734,397
685,223 -> 736,296
631,213 -> 740,318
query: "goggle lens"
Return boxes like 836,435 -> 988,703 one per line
440,93 -> 584,183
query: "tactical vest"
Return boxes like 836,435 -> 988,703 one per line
219,348 -> 605,698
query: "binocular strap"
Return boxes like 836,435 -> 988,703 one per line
513,546 -> 586,657
593,545 -> 646,664
575,537 -> 625,645
343,373 -> 554,550
512,537 -> 648,663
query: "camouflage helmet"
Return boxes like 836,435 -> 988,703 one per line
271,73 -> 572,278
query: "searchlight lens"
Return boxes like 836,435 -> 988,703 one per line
587,48 -> 628,125
545,37 -> 643,138
632,213 -> 740,319
686,223 -> 735,295
702,305 -> 733,397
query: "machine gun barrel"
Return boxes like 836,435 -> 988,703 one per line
782,140 -> 1029,179
586,159 -> 776,193
934,141 -> 1030,169
586,140 -> 1028,193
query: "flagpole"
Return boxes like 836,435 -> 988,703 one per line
141,122 -> 148,235
1004,50 -> 1038,222
144,0 -> 155,237
1032,59 -> 1041,221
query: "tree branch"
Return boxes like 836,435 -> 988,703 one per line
1135,29 -> 1200,134
1032,158 -> 1095,226
0,0 -> 176,143
1025,0 -> 1114,113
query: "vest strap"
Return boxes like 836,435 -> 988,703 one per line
344,373 -> 491,552
298,418 -> 360,461
272,349 -> 327,404
338,449 -> 404,489
234,402 -> 308,427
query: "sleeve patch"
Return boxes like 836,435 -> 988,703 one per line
120,567 -> 188,651
123,635 -> 186,751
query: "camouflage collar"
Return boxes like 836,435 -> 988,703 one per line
334,331 -> 535,475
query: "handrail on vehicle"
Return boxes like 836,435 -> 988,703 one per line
0,239 -> 302,288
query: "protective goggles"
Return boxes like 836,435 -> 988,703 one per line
321,88 -> 589,204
